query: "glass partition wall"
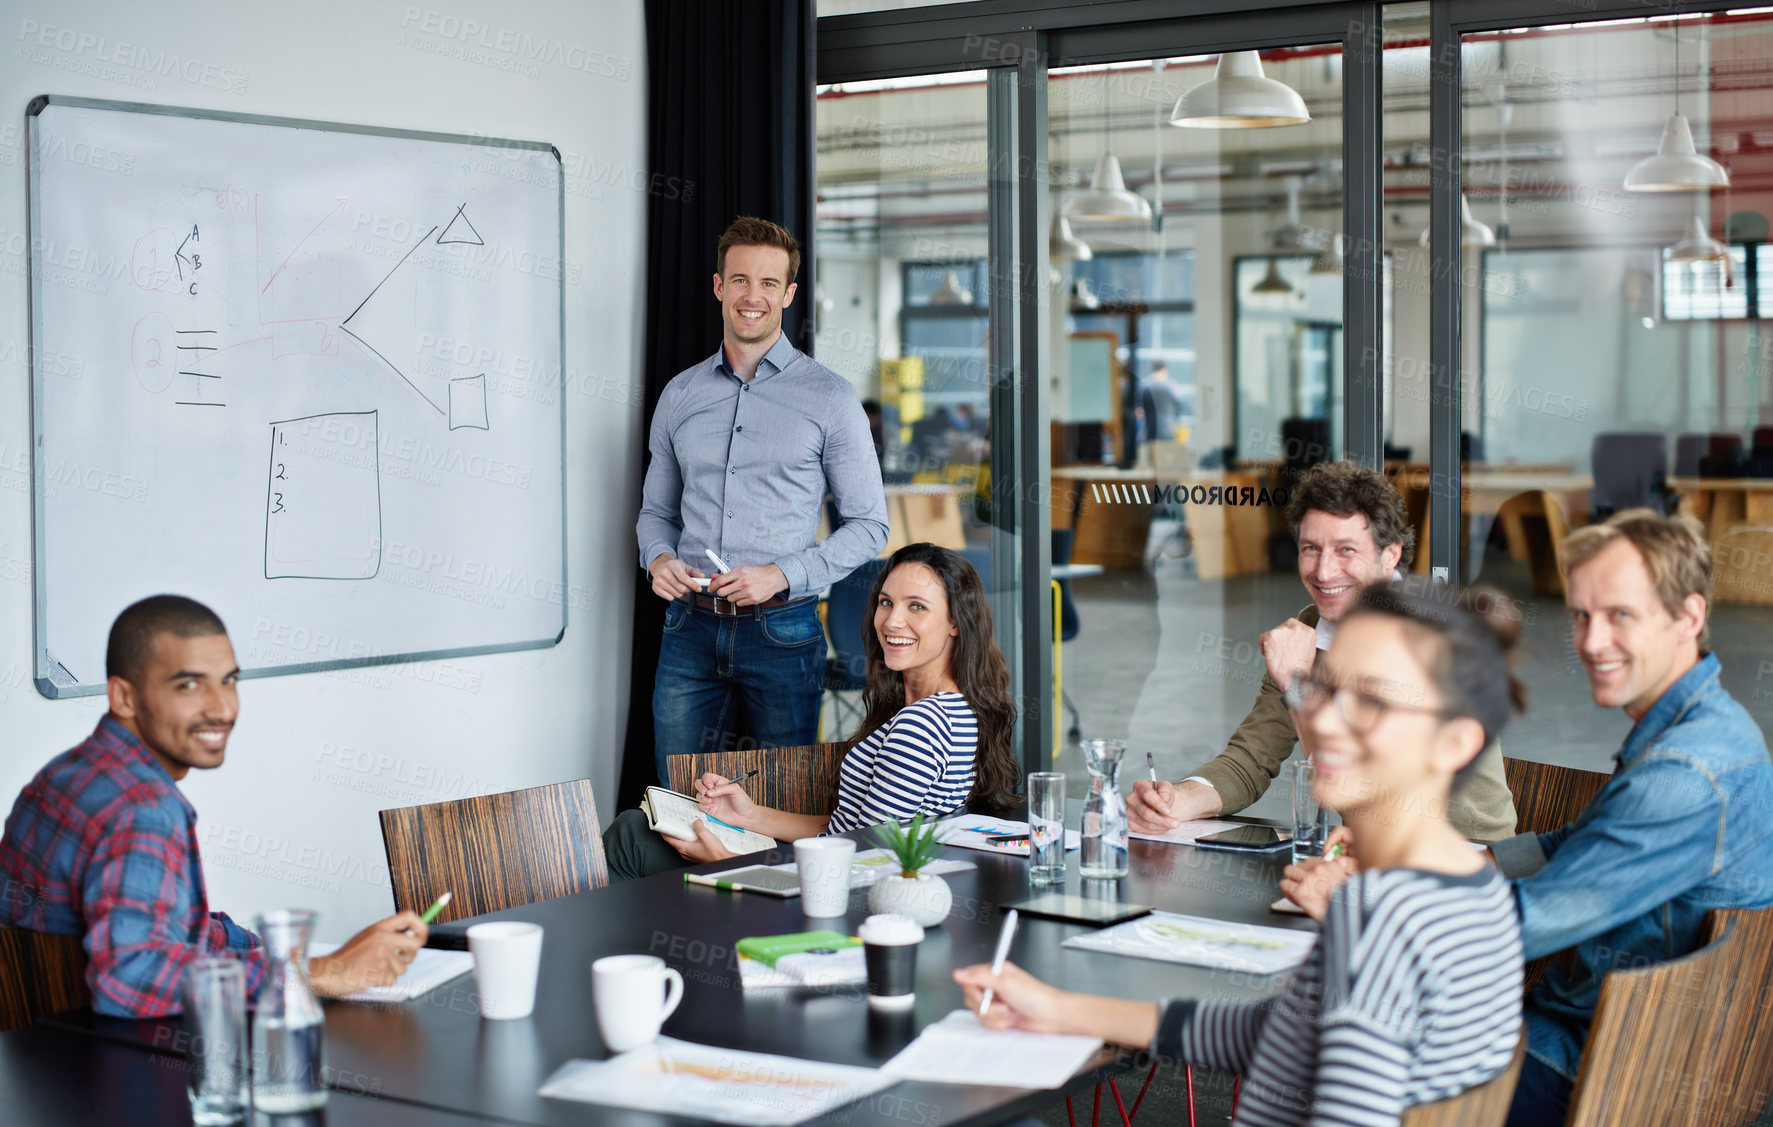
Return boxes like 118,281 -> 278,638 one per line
816,0 -> 1773,781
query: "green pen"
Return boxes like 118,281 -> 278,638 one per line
683,873 -> 742,892
420,891 -> 453,924
1326,843 -> 1345,861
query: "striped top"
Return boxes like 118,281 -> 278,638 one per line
826,692 -> 978,834
1155,867 -> 1522,1127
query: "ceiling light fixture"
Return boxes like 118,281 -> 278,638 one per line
1065,68 -> 1152,223
1624,21 -> 1730,192
1170,50 -> 1310,129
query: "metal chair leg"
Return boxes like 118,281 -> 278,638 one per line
1185,1064 -> 1197,1127
1127,1061 -> 1159,1122
1066,1094 -> 1076,1127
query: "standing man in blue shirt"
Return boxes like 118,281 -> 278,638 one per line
637,217 -> 889,783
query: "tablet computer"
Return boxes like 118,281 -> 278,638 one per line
1001,893 -> 1152,927
1194,825 -> 1293,853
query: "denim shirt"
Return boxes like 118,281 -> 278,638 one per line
1491,654 -> 1773,1081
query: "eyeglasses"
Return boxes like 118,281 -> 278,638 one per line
1282,674 -> 1455,734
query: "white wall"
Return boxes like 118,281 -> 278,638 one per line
0,0 -> 647,939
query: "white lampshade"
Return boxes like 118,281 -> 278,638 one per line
1050,215 -> 1093,262
1251,260 -> 1295,296
1170,51 -> 1310,129
1624,114 -> 1730,193
1063,153 -> 1152,222
928,270 -> 973,306
1666,215 -> 1728,262
1418,196 -> 1497,248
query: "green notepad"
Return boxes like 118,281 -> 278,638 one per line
735,930 -> 861,968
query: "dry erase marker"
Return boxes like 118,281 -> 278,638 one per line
1146,750 -> 1159,784
979,909 -> 1019,1017
705,548 -> 733,573
420,891 -> 452,924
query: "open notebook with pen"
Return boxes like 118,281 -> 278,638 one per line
640,786 -> 778,854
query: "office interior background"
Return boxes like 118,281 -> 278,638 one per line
2,0 -> 1772,935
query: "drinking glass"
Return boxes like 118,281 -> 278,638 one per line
183,958 -> 248,1125
1026,771 -> 1066,885
1292,759 -> 1329,864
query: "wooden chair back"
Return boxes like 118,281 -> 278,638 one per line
1686,907 -> 1773,1126
1503,757 -> 1611,838
667,743 -> 848,816
1564,910 -> 1761,1126
378,779 -> 606,925
1400,1024 -> 1527,1127
0,925 -> 90,1031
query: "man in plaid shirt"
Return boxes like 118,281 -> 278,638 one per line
0,595 -> 428,1018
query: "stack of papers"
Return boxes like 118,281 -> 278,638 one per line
540,1038 -> 896,1126
1128,819 -> 1241,844
881,1010 -> 1102,1089
934,817 -> 1081,858
738,946 -> 867,989
1062,911 -> 1316,975
308,941 -> 473,1002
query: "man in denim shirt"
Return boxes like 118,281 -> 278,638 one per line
1496,511 -> 1773,1126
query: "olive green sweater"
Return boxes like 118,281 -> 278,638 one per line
1187,605 -> 1519,843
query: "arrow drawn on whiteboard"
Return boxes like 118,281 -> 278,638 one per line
338,224 -> 446,416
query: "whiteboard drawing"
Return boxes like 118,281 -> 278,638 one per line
449,374 -> 490,431
436,202 -> 484,246
265,411 -> 383,581
337,224 -> 447,417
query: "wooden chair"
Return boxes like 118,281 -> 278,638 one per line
1400,1024 -> 1527,1127
666,743 -> 847,817
0,924 -> 90,1031
1564,906 -> 1773,1126
378,779 -> 606,926
1503,757 -> 1611,838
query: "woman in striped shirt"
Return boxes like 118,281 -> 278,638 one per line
603,543 -> 1016,878
956,581 -> 1525,1126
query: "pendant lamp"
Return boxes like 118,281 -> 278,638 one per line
1624,24 -> 1729,193
1170,51 -> 1310,129
1251,260 -> 1295,296
1064,68 -> 1153,223
1419,196 -> 1497,248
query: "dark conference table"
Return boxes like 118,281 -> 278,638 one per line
36,826 -> 1314,1126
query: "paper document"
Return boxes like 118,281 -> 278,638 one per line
307,941 -> 472,1002
935,816 -> 1081,858
539,1037 -> 895,1126
1129,819 -> 1241,845
739,946 -> 867,989
1062,911 -> 1316,975
881,1010 -> 1102,1089
763,847 -> 974,890
642,786 -> 778,855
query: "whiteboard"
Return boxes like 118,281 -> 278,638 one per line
28,96 -> 566,698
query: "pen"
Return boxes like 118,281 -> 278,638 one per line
728,768 -> 760,788
705,548 -> 733,574
684,873 -> 743,892
419,891 -> 453,925
983,833 -> 1030,844
1146,749 -> 1159,784
979,909 -> 1019,1017
1326,842 -> 1345,861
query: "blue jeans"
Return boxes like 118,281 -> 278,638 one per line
651,596 -> 825,784
1505,1053 -> 1573,1127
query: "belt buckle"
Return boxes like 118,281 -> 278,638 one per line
712,595 -> 741,616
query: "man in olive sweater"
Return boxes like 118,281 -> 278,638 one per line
1129,461 -> 1518,841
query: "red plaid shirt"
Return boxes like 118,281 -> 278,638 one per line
0,716 -> 266,1018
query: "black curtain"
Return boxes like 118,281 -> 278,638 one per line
617,0 -> 817,811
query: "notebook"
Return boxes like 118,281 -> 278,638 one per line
640,786 -> 778,854
307,941 -> 473,1002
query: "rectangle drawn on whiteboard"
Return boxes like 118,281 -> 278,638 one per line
265,411 -> 382,580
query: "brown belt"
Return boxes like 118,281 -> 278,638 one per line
688,591 -> 808,616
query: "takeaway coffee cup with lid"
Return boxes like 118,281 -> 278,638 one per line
858,913 -> 922,1008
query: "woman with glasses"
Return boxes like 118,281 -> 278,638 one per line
955,581 -> 1524,1127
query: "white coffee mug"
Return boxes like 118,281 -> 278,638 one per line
592,954 -> 684,1053
794,837 -> 857,918
466,921 -> 544,1020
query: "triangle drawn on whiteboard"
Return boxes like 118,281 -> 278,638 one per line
437,203 -> 484,246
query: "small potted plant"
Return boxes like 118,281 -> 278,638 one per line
866,814 -> 953,927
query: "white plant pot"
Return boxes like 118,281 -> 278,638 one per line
867,871 -> 953,927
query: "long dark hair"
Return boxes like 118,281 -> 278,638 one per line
854,543 -> 1018,810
